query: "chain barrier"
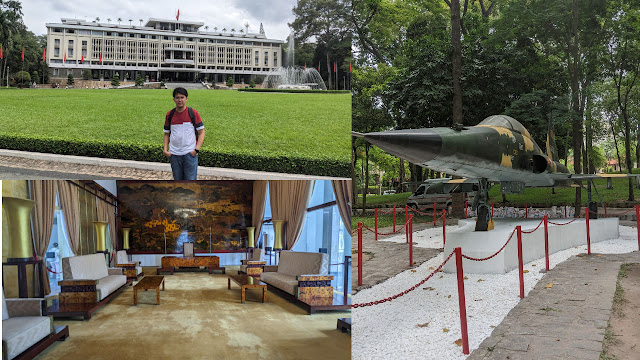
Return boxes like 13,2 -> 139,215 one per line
407,207 -> 436,216
461,228 -> 516,262
353,250 -> 456,308
350,228 -> 358,235
46,266 -> 62,274
378,208 -> 400,215
521,219 -> 544,234
548,218 -> 579,226
413,216 -> 437,224
362,222 -> 408,236
601,207 -> 636,217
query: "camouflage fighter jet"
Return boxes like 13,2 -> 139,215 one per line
354,115 -> 636,231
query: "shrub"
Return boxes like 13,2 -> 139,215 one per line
249,80 -> 256,88
15,71 -> 31,84
32,71 -> 39,84
82,69 -> 92,80
135,74 -> 144,87
0,134 -> 350,177
67,73 -> 75,86
111,73 -> 120,87
226,76 -> 234,88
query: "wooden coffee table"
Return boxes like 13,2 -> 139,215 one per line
227,274 -> 267,304
133,276 -> 164,305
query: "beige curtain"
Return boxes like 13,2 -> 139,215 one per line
96,198 -> 117,263
57,180 -> 80,255
269,180 -> 313,250
332,180 -> 352,229
30,180 -> 56,296
252,180 -> 268,249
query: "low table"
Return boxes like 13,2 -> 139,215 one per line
134,276 -> 164,305
227,274 -> 267,304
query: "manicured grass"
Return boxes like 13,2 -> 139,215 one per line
0,89 -> 350,175
352,213 -> 437,230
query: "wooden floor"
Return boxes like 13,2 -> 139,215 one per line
46,281 -> 132,319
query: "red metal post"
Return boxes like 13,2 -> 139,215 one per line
604,202 -> 607,218
525,203 -> 528,219
454,247 -> 470,355
491,203 -> 494,218
433,202 -> 437,226
405,205 -> 409,243
636,205 -> 640,251
544,215 -> 549,271
358,222 -> 363,287
517,226 -> 524,299
442,210 -> 447,247
409,215 -> 413,267
564,202 -> 567,218
375,208 -> 378,242
464,200 -> 468,219
586,209 -> 591,255
393,205 -> 397,232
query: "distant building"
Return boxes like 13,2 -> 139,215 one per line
45,18 -> 283,83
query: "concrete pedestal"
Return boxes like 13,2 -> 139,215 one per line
443,217 -> 619,274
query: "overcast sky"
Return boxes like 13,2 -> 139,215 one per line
21,0 -> 298,40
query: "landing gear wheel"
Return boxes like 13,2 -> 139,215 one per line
475,204 -> 490,231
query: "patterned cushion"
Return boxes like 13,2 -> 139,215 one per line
62,253 -> 109,280
2,316 -> 52,360
277,251 -> 328,277
260,272 -> 298,295
96,275 -> 127,301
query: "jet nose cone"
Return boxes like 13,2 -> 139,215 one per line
363,129 -> 442,164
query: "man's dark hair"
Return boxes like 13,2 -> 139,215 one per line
173,87 -> 188,98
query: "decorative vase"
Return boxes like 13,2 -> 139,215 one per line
247,226 -> 255,248
273,220 -> 286,250
122,227 -> 131,250
3,197 -> 36,261
93,221 -> 108,252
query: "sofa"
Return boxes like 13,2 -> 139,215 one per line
60,253 -> 127,304
115,250 -> 143,280
2,290 -> 68,360
260,251 -> 332,299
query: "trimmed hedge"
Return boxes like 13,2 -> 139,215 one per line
0,134 -> 350,177
237,88 -> 351,94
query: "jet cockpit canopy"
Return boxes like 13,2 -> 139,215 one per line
477,115 -> 532,139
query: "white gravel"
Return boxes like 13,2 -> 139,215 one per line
353,225 -> 639,360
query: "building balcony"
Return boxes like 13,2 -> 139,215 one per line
164,58 -> 195,65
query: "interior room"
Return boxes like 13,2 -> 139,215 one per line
1,179 -> 352,360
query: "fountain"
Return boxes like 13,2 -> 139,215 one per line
261,32 -> 327,90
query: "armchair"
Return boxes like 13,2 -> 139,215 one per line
239,248 -> 266,276
114,250 -> 143,280
2,290 -> 69,360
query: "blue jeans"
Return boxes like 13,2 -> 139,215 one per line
169,153 -> 198,180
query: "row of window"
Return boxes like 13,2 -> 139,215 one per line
50,28 -> 280,46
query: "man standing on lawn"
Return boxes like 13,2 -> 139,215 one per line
163,87 -> 205,180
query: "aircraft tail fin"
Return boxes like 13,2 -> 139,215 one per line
546,119 -> 559,162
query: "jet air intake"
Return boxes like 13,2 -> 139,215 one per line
531,155 -> 549,174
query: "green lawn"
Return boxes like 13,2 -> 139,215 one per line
0,89 -> 350,175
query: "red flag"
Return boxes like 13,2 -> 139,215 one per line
176,9 -> 180,21
81,51 -> 84,63
304,62 -> 306,70
334,61 -> 336,72
42,48 -> 45,62
0,43 -> 3,60
21,46 -> 24,61
318,61 -> 320,71
64,51 -> 66,62
99,53 -> 102,64
350,61 -> 352,72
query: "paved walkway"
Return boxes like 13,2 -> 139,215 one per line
469,251 -> 640,360
0,149 -> 345,180
352,221 -> 444,293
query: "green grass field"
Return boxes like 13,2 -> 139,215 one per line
0,89 -> 350,175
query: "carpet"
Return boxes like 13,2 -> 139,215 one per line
36,268 -> 351,360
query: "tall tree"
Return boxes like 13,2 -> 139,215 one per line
291,0 -> 351,90
0,0 -> 24,86
449,0 -> 463,126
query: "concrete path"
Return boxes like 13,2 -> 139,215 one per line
469,251 -> 640,360
0,149 -> 345,180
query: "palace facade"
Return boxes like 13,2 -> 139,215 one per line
45,18 -> 284,83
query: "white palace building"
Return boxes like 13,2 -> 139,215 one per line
45,18 -> 284,83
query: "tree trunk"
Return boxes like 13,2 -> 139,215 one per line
399,158 -> 406,193
609,115 -> 623,171
362,143 -> 370,214
326,52 -> 332,91
570,0 -> 582,215
352,137 -> 358,206
636,122 -> 640,170
451,0 -> 463,126
622,108 -> 634,201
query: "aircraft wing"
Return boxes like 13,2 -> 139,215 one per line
566,173 -> 640,181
